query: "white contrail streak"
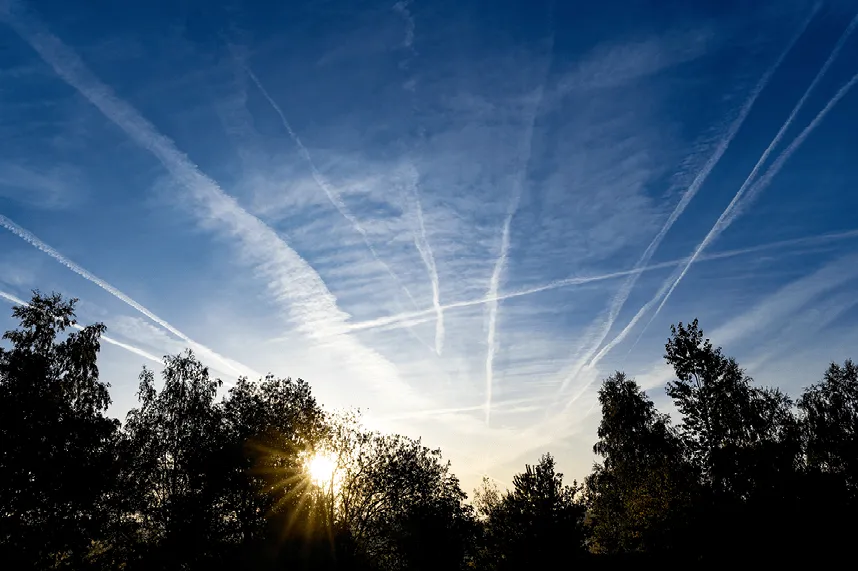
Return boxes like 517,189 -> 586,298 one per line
2,4 -> 418,404
561,12 -> 858,398
335,227 -> 858,335
403,165 -> 444,354
484,197 -> 518,425
484,91 -> 543,425
483,33 -> 554,425
0,214 -> 256,377
637,18 -> 858,340
555,5 -> 818,395
243,65 -> 420,308
0,289 -> 162,364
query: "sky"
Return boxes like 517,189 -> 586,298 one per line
1,0 -> 858,492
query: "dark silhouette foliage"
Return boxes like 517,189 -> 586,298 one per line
2,293 -> 858,569
474,453 -> 586,570
0,293 -> 120,570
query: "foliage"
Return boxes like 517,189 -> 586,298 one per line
798,359 -> 858,490
2,293 -> 858,568
474,453 -> 586,570
585,373 -> 694,556
0,293 -> 120,570
324,413 -> 474,570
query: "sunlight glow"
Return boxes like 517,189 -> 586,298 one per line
307,453 -> 337,487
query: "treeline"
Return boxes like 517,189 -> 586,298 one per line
1,292 -> 856,570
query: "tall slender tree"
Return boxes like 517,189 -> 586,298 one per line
0,293 -> 120,569
586,372 -> 694,556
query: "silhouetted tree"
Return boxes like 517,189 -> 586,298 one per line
664,319 -> 803,562
585,373 -> 695,556
219,375 -> 333,569
122,351 -> 226,569
799,359 -> 858,491
8,292 -> 858,569
793,359 -> 858,558
222,376 -> 326,530
325,414 -> 474,570
0,293 -> 120,569
476,454 -> 586,570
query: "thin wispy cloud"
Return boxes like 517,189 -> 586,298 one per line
0,214 -> 256,378
711,255 -> 858,351
484,34 -> 553,425
640,16 -> 858,337
241,63 -> 420,309
392,0 -> 415,50
337,227 -> 858,336
558,12 -> 858,405
554,6 -> 815,395
1,2 -> 422,405
402,165 -> 445,354
0,162 -> 83,209
0,289 -> 162,364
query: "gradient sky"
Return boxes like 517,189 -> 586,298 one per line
2,0 -> 858,492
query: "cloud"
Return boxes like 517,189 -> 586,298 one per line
107,314 -> 185,354
241,62 -> 420,308
0,214 -> 258,379
0,289 -> 161,364
710,255 -> 858,350
642,12 -> 858,330
392,1 -> 415,49
484,37 -> 553,425
1,3 -> 424,407
571,12 -> 858,396
552,5 -> 813,396
336,227 -> 858,337
0,161 -> 83,209
400,164 -> 444,354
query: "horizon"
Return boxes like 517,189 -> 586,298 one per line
2,0 -> 858,494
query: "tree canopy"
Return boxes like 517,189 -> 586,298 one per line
1,292 -> 857,569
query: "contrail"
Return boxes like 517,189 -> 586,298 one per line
484,195 -> 519,425
242,64 -> 420,309
484,96 -> 541,425
337,227 -> 858,335
636,17 -> 858,342
561,12 -> 858,396
403,165 -> 444,354
2,3 -> 419,405
0,289 -> 161,364
389,1 -> 444,352
484,32 -> 554,425
555,5 -> 818,395
0,215 -> 258,378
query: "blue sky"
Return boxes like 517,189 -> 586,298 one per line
2,0 -> 858,491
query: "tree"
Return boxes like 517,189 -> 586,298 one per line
663,319 -> 803,562
798,359 -> 858,491
218,374 -> 332,569
324,414 -> 474,571
122,350 -> 225,569
664,320 -> 799,500
220,375 -> 327,535
585,373 -> 694,556
476,454 -> 586,570
0,292 -> 120,569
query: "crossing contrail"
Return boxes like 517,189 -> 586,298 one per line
0,215 -> 258,378
403,165 -> 445,354
243,64 -> 420,309
0,289 -> 161,364
637,16 -> 858,342
555,4 -> 819,395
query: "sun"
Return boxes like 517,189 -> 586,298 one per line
307,453 -> 337,487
